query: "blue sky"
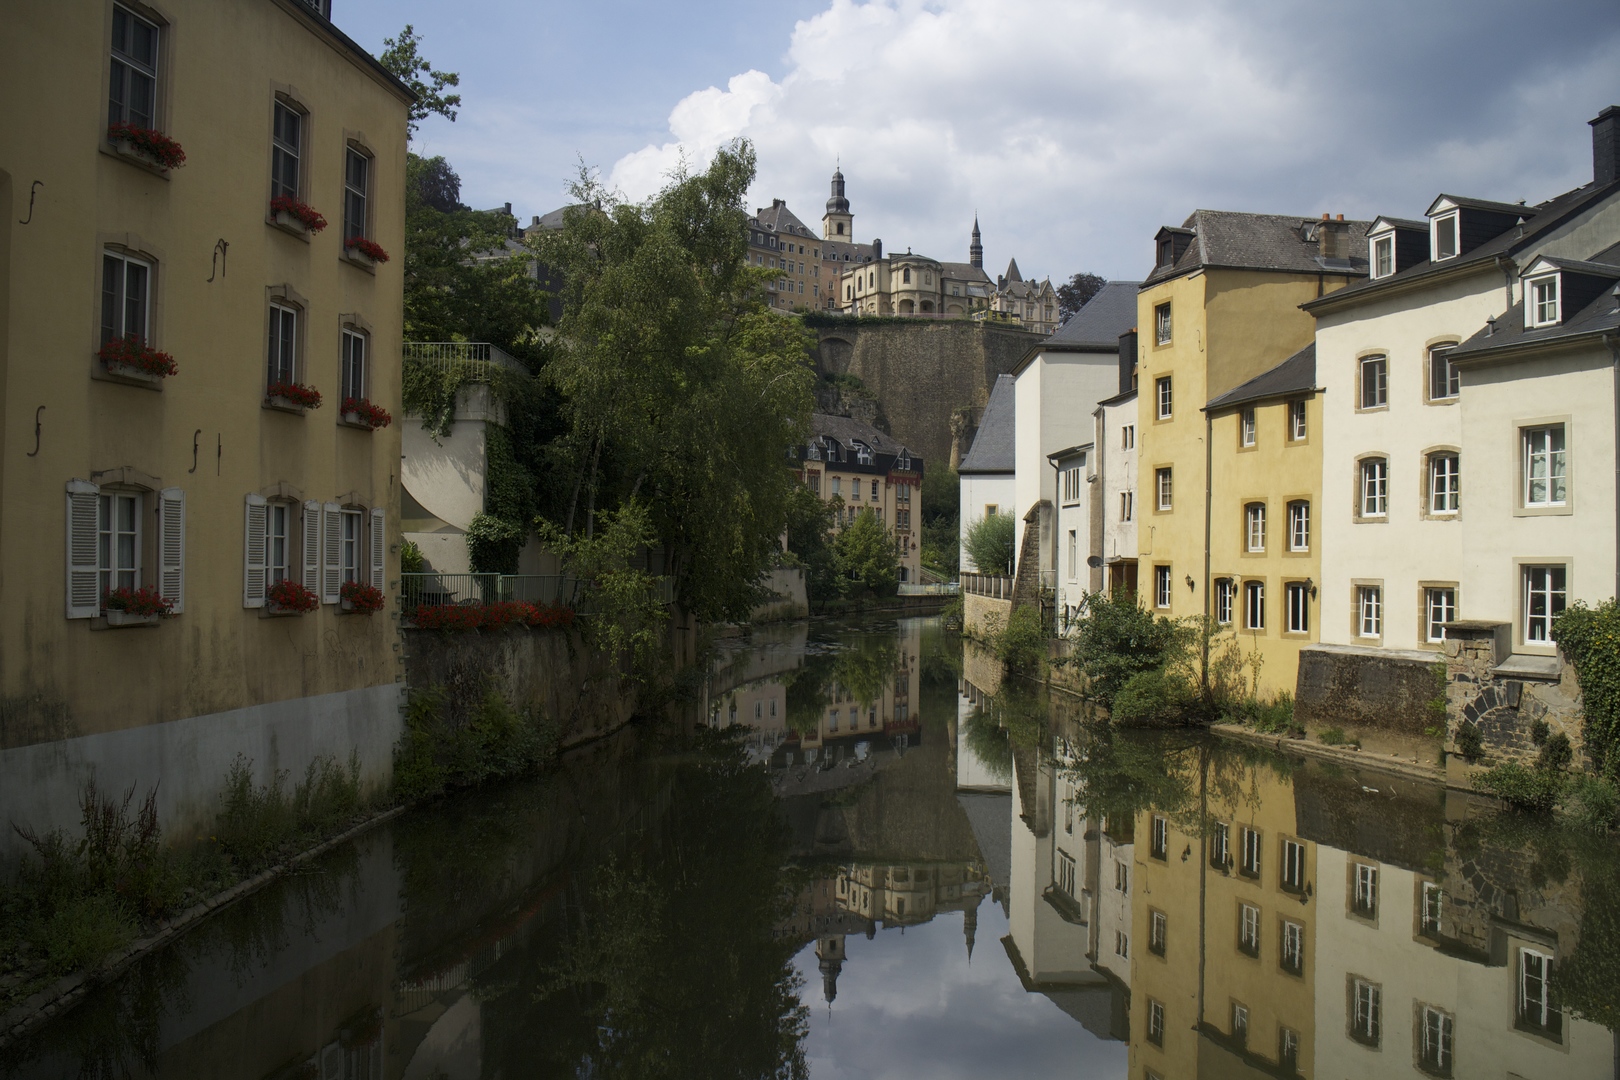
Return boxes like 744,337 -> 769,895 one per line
337,0 -> 1620,284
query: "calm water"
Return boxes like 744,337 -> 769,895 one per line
3,616 -> 1617,1079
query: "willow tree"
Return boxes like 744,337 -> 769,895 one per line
534,142 -> 814,622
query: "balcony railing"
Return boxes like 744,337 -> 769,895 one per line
402,342 -> 526,382
960,572 -> 1013,599
399,572 -> 677,615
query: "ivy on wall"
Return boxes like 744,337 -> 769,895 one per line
1554,599 -> 1620,780
402,355 -> 481,440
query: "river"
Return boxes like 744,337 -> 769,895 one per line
3,615 -> 1617,1078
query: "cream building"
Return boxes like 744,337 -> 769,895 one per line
989,258 -> 1061,335
957,374 -> 1016,573
1094,332 -> 1140,598
0,0 -> 411,844
796,413 -> 924,585
749,198 -> 823,312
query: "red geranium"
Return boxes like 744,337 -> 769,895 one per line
407,600 -> 576,631
269,195 -> 328,233
267,579 -> 319,613
267,381 -> 322,408
345,236 -> 391,263
524,602 -> 576,630
105,585 -> 173,617
340,580 -> 384,614
340,397 -> 393,429
409,604 -> 484,630
108,122 -> 187,169
98,335 -> 177,378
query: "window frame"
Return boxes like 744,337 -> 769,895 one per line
1147,999 -> 1166,1046
1285,581 -> 1310,635
1154,565 -> 1172,610
1150,814 -> 1169,860
1156,376 -> 1173,419
1357,584 -> 1383,640
1419,881 -> 1444,939
1210,821 -> 1230,868
1419,1005 -> 1455,1077
1522,424 -> 1568,510
1431,211 -> 1459,261
1527,273 -> 1561,328
1428,452 -> 1460,515
1358,355 -> 1388,410
1154,302 -> 1172,345
267,300 -> 300,390
107,4 -> 162,133
1240,407 -> 1256,448
1149,909 -> 1167,956
1517,947 -> 1561,1039
1214,578 -> 1234,625
1288,399 -> 1307,441
265,500 -> 292,586
1238,902 -> 1261,956
343,143 -> 372,244
270,98 -> 305,203
341,325 -> 368,403
101,248 -> 153,346
1239,826 -> 1261,878
1350,977 -> 1382,1047
1243,579 -> 1264,631
1425,585 -> 1458,644
1280,837 -> 1306,893
1155,467 -> 1173,511
1244,502 -> 1266,553
1280,919 -> 1305,976
1371,232 -> 1394,278
97,489 -> 144,599
1358,457 -> 1389,519
1428,343 -> 1460,402
1523,564 -> 1568,646
1231,1001 -> 1249,1047
1352,862 -> 1379,918
1287,500 -> 1309,552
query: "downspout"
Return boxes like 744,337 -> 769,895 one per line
1202,408 -> 1213,696
1609,330 -> 1620,602
1495,253 -> 1516,313
1095,404 -> 1107,595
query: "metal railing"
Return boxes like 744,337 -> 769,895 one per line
960,572 -> 1013,599
400,572 -> 678,614
402,342 -> 526,381
898,582 -> 959,596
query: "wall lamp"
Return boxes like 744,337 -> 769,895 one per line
1305,577 -> 1317,598
1185,574 -> 1196,591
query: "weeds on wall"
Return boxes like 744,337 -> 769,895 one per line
394,687 -> 561,802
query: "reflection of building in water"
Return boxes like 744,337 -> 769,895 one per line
709,675 -> 789,764
790,621 -> 922,759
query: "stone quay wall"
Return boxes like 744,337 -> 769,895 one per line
1442,622 -> 1586,771
1294,643 -> 1442,736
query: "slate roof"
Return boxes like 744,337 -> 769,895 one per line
1142,210 -> 1373,287
958,375 -> 1015,475
940,261 -> 992,283
821,238 -> 876,265
1369,215 -> 1428,233
1305,178 -> 1620,313
1451,242 -> 1620,363
808,413 -> 918,460
751,201 -> 818,240
1205,343 -> 1316,412
1003,258 -> 1022,283
1045,282 -> 1142,350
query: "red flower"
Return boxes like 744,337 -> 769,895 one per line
269,195 -> 328,233
267,579 -> 319,613
267,381 -> 323,408
98,335 -> 177,378
340,397 -> 393,429
104,585 -> 173,617
407,600 -> 576,631
408,604 -> 484,630
345,236 -> 391,263
107,122 -> 186,169
340,580 -> 385,613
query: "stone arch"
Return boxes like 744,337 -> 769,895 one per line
920,300 -> 934,313
899,299 -> 915,314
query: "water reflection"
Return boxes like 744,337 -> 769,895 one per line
4,621 -> 1616,1079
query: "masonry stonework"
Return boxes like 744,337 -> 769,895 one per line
1443,622 -> 1586,772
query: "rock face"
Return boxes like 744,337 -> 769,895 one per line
809,319 -> 1043,468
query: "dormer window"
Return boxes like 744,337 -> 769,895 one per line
1528,274 -> 1561,328
854,442 -> 874,465
1432,213 -> 1459,261
1371,234 -> 1394,278
1156,238 -> 1171,266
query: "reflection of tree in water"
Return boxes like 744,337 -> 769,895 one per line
509,729 -> 809,1079
960,680 -> 1049,785
784,634 -> 899,738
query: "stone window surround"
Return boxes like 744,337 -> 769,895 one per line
1241,499 -> 1267,555
1352,452 -> 1391,524
1352,578 -> 1385,644
266,82 -> 317,239
1417,579 -> 1460,651
98,0 -> 178,177
1284,498 -> 1312,555
93,232 -> 168,389
1423,338 -> 1462,406
1355,350 -> 1390,413
1514,415 -> 1574,517
264,283 -> 311,409
1282,578 -> 1312,638
1512,556 -> 1572,656
1418,444 -> 1463,521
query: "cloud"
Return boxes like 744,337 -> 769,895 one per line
608,0 -> 1620,281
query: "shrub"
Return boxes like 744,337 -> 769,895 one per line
1066,590 -> 1192,708
466,512 -> 525,574
1552,599 -> 1620,780
1540,730 -> 1574,772
834,509 -> 899,598
400,538 -> 425,574
1110,669 -> 1197,726
963,512 -> 1015,576
1454,721 -> 1484,762
993,605 -> 1047,674
1564,776 -> 1620,833
1318,727 -> 1348,746
213,753 -> 362,875
394,686 -> 559,801
1473,762 -> 1564,813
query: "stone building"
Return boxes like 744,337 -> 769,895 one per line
795,413 -> 924,585
990,258 -> 1061,335
748,198 -> 824,311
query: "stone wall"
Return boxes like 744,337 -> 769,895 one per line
1442,622 -> 1586,773
964,594 -> 1012,640
1294,643 -> 1442,735
811,320 -> 1043,467
749,567 -> 810,623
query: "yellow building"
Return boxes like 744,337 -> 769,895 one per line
0,0 -> 411,842
748,199 -> 822,312
1136,212 -> 1364,694
1204,344 -> 1323,697
797,413 -> 925,585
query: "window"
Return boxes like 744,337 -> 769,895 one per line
1245,503 -> 1265,552
1210,821 -> 1230,868
1062,466 -> 1082,503
1120,491 -> 1134,522
1279,1027 -> 1300,1074
1155,302 -> 1172,344
1286,582 -> 1310,634
1353,863 -> 1378,917
1156,376 -> 1173,418
1360,458 -> 1388,517
1115,930 -> 1129,958
1420,882 -> 1444,937
339,327 -> 370,404
1147,999 -> 1165,1046
266,503 -> 290,585
1429,344 -> 1459,401
1154,565 -> 1172,609
1122,424 -> 1135,449
1149,910 -> 1167,956
1067,530 -> 1077,580
1425,587 -> 1457,643
1150,815 -> 1168,859
109,5 -> 159,131
870,479 -> 878,499
1287,501 -> 1309,551
339,509 -> 362,584
101,251 -> 151,345
1240,408 -> 1256,447
902,267 -> 910,284
1281,838 -> 1305,891
1240,827 -> 1261,877
98,491 -> 142,597
1528,274 -> 1560,327
1115,860 -> 1129,894
271,101 -> 302,201
1280,920 -> 1304,975
831,477 -> 841,497
1357,585 -> 1382,638
1244,580 -> 1264,630
1231,1002 -> 1249,1047
1156,467 -> 1173,510
1524,565 -> 1567,644
1372,233 -> 1394,278
1057,850 -> 1076,895
984,503 -> 997,517
1420,1006 -> 1454,1076
268,303 -> 298,388
1519,948 -> 1560,1037
1523,425 -> 1567,507
1239,903 -> 1261,955
1215,578 -> 1234,625
1359,356 -> 1388,409
1429,453 -> 1460,514
343,147 -> 370,242
1351,978 -> 1382,1046
1289,399 -> 1307,440
1433,213 -> 1458,261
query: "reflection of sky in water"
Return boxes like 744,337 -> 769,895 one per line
793,905 -> 1126,1079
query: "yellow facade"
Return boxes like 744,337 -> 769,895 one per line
0,0 -> 410,831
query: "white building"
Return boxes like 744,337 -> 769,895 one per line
1050,442 -> 1094,627
1094,331 -> 1140,598
957,374 -> 1016,572
1305,107 -> 1620,656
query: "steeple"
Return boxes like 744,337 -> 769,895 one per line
970,215 -> 983,269
816,934 -> 845,1005
963,898 -> 978,962
822,163 -> 853,242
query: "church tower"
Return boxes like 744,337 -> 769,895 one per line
816,934 -> 846,1005
823,165 -> 853,241
970,215 -> 983,269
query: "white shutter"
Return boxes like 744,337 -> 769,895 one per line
302,500 -> 322,590
243,494 -> 268,607
158,487 -> 185,613
369,506 -> 386,592
65,480 -> 101,619
322,502 -> 341,603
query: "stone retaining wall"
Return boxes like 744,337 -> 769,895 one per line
1442,622 -> 1586,771
1294,643 -> 1443,736
964,594 -> 1011,640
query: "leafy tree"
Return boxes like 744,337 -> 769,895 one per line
377,25 -> 461,136
1056,271 -> 1107,322
1065,589 -> 1193,709
784,485 -> 840,605
963,512 -> 1014,575
834,510 -> 899,598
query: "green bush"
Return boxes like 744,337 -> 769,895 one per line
834,509 -> 899,598
1553,599 -> 1620,779
993,605 -> 1047,674
1454,721 -> 1484,761
395,686 -> 560,801
400,538 -> 425,574
1564,776 -> 1620,833
1066,590 -> 1192,709
466,511 -> 525,574
1319,726 -> 1348,746
1540,730 -> 1574,772
1474,762 -> 1565,813
214,753 -> 363,875
1111,669 -> 1197,726
962,512 -> 1015,576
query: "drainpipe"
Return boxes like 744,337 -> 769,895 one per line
1495,254 -> 1516,313
1202,408 -> 1213,696
1609,329 -> 1620,601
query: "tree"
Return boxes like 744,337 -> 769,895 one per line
1056,272 -> 1107,322
963,512 -> 1014,575
377,25 -> 461,137
784,485 -> 841,606
834,510 -> 899,598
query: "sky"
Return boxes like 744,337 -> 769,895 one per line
338,0 -> 1620,284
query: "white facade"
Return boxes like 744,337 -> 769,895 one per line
1097,392 -> 1140,591
1012,351 -> 1118,573
1053,445 -> 1094,623
958,472 -> 1016,572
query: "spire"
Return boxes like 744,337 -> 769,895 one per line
969,215 -> 983,270
1004,257 -> 1022,283
826,164 -> 849,214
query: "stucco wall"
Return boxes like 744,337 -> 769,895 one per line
958,473 -> 1014,572
1013,351 -> 1116,568
750,566 -> 809,622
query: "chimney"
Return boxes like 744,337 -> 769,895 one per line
1336,214 -> 1345,221
1592,106 -> 1620,187
873,238 -> 883,259
1118,330 -> 1139,396
1318,219 -> 1350,260
504,202 -> 512,216
531,215 -> 540,227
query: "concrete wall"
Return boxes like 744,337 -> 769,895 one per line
1295,643 -> 1441,735
1013,350 -> 1116,569
750,566 -> 809,622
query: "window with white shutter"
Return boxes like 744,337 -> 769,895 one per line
243,494 -> 268,607
66,480 -> 102,619
302,500 -> 321,590
158,487 -> 185,613
321,502 -> 341,603
369,506 -> 386,592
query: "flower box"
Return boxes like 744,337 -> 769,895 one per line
343,237 -> 390,268
106,609 -> 161,628
340,581 -> 384,615
270,196 -> 327,236
107,122 -> 186,173
266,579 -> 319,614
104,585 -> 172,625
98,336 -> 176,383
266,381 -> 322,412
340,397 -> 392,430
